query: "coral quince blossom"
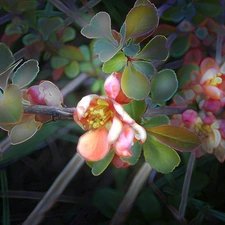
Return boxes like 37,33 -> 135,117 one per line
104,72 -> 132,104
73,94 -> 146,161
195,58 -> 225,101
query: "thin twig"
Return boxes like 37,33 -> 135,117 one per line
144,105 -> 187,117
179,152 -> 196,219
109,162 -> 152,225
23,105 -> 75,120
22,153 -> 85,225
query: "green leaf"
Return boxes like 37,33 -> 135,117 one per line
121,64 -> 150,100
91,150 -> 114,176
12,59 -> 39,88
121,141 -> 142,165
143,114 -> 170,128
102,52 -> 127,73
151,69 -> 178,104
123,43 -> 140,57
161,5 -> 184,23
10,116 -> 42,145
51,56 -> 70,69
60,27 -> 76,43
79,45 -> 91,61
0,85 -> 23,124
0,43 -> 14,74
0,60 -> 22,91
131,61 -> 156,79
125,4 -> 158,41
146,125 -> 201,152
194,0 -> 223,17
177,64 -> 199,88
136,35 -> 169,61
22,33 -> 40,46
92,188 -> 124,218
94,39 -> 120,62
171,35 -> 190,58
59,45 -> 85,61
81,12 -> 118,46
143,135 -> 181,173
123,100 -> 146,122
64,61 -> 80,78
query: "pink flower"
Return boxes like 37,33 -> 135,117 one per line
73,94 -> 146,161
104,72 -> 132,104
199,58 -> 225,100
27,80 -> 63,107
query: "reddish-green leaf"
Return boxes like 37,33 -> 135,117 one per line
125,4 -> 158,42
143,135 -> 180,173
12,59 -> 39,88
121,64 -> 150,100
136,35 -> 169,61
146,125 -> 201,152
0,85 -> 23,124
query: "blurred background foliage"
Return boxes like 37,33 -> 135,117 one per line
0,0 -> 225,225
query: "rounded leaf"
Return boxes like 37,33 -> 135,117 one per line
102,52 -> 127,73
0,85 -> 23,124
122,64 -> 150,100
12,59 -> 39,88
151,69 -> 178,104
143,135 -> 181,173
125,5 -> 158,41
65,61 -> 80,78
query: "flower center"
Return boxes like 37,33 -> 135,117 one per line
205,72 -> 222,86
84,99 -> 114,129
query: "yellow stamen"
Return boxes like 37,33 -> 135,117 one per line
205,73 -> 222,86
83,99 -> 114,129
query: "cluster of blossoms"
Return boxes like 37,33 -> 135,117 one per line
73,72 -> 147,168
172,57 -> 225,162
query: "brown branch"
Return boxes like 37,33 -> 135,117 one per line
23,105 -> 75,121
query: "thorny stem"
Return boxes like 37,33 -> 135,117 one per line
109,162 -> 152,225
179,152 -> 196,219
22,153 -> 85,225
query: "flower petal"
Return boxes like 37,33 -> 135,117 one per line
200,57 -> 219,76
77,128 -> 111,161
104,73 -> 120,99
107,116 -> 123,144
76,94 -> 98,119
131,123 -> 147,143
113,125 -> 134,158
113,100 -> 134,124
